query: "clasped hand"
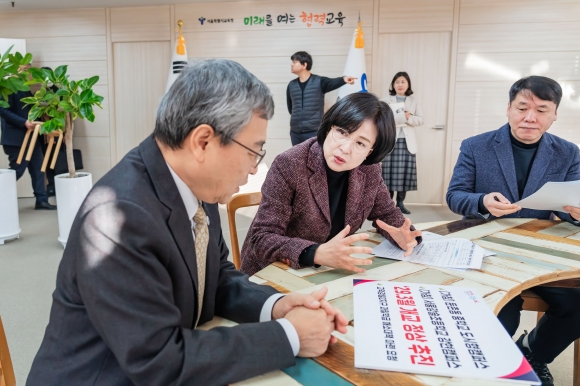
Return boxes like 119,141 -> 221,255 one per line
271,286 -> 348,357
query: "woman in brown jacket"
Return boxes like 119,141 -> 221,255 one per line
240,92 -> 422,277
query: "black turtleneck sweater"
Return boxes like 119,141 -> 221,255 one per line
478,130 -> 540,214
298,161 -> 349,266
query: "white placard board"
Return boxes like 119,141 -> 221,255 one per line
353,280 -> 540,384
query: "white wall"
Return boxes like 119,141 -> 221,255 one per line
1,0 -> 579,202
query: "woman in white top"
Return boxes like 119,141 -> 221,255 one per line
381,72 -> 423,214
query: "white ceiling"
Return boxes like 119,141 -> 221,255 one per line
0,0 -> 266,11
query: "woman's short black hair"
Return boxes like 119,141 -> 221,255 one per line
317,92 -> 396,165
290,51 -> 313,71
509,76 -> 562,108
388,71 -> 413,96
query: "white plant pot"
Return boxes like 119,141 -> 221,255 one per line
55,172 -> 92,248
0,169 -> 21,244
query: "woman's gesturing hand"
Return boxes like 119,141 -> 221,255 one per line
313,225 -> 374,273
377,218 -> 421,257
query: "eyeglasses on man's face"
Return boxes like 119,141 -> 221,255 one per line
231,138 -> 266,168
331,127 -> 373,154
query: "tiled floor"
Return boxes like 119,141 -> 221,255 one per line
0,198 -> 573,385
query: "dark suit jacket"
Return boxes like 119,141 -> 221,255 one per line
446,123 -> 580,224
240,138 -> 416,276
0,90 -> 33,147
27,135 -> 295,386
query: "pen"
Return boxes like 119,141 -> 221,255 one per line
493,196 -> 500,202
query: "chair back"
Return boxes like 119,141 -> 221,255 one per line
226,192 -> 262,269
0,316 -> 16,386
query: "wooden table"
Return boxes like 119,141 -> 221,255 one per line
204,218 -> 580,385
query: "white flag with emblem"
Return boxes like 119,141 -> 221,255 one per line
166,20 -> 188,92
337,19 -> 368,99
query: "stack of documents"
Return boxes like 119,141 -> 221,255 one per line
372,232 -> 491,270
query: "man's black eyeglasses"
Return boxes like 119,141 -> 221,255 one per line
232,139 -> 266,168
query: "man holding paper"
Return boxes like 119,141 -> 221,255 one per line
446,76 -> 580,386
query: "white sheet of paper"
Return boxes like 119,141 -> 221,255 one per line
389,102 -> 407,126
420,232 -> 495,257
373,236 -> 484,270
514,180 -> 580,212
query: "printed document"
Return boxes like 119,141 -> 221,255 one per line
514,180 -> 580,212
373,235 -> 484,270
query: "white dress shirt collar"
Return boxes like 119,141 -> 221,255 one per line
166,163 -> 199,220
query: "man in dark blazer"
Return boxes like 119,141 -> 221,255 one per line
447,76 -> 580,386
0,87 -> 55,209
27,59 -> 346,386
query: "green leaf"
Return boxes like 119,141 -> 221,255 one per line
29,105 -> 43,121
56,88 -> 69,97
55,116 -> 65,127
34,87 -> 46,99
51,94 -> 60,105
0,99 -> 8,108
21,53 -> 33,65
80,103 -> 94,122
28,68 -> 45,80
20,97 -> 37,104
42,93 -> 54,102
85,75 -> 99,88
14,52 -> 23,61
80,89 -> 91,103
40,120 -> 56,135
1,45 -> 13,61
54,65 -> 67,80
41,67 -> 53,81
71,93 -> 81,107
58,100 -> 74,113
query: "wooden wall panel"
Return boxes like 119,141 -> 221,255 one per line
111,6 -> 171,42
183,28 -> 373,59
0,8 -> 105,38
74,85 -> 110,138
376,32 -> 451,204
456,52 -> 580,82
379,0 -> 453,33
74,137 -> 111,183
113,41 -> 170,161
176,0 -> 374,32
26,35 -> 107,62
458,22 -> 580,54
460,0 -> 580,25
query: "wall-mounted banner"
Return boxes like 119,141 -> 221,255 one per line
353,280 -> 540,385
197,11 -> 346,27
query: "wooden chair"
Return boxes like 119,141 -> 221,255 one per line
0,316 -> 16,386
521,289 -> 580,386
226,192 -> 262,269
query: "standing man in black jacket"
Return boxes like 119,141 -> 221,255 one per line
0,80 -> 56,210
287,51 -> 356,145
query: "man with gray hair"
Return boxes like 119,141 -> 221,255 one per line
27,59 -> 347,385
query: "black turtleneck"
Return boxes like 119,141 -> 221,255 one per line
478,129 -> 540,214
298,161 -> 349,266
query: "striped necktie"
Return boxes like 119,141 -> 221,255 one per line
193,204 -> 208,327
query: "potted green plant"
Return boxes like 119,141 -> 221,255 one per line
22,65 -> 104,247
0,46 -> 32,245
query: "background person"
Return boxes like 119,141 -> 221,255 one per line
381,71 -> 423,214
241,92 -> 422,277
287,51 -> 356,146
0,64 -> 55,210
